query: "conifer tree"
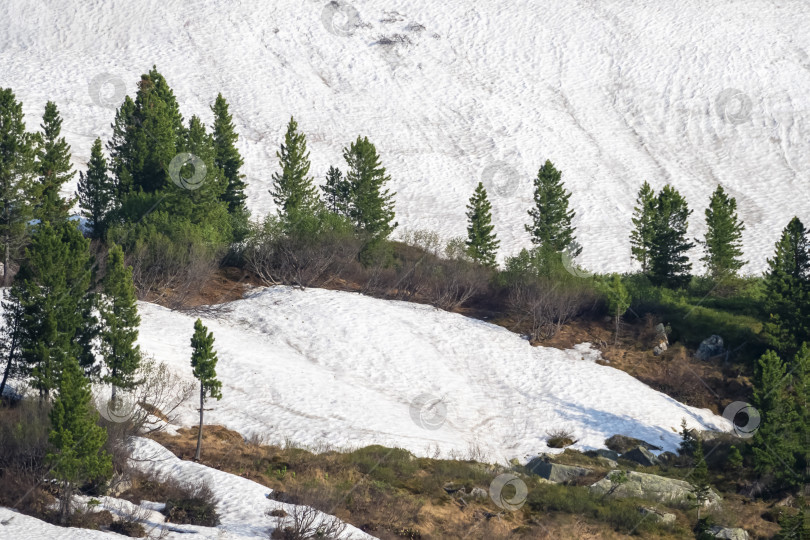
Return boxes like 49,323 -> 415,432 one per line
321,166 -> 351,216
689,438 -> 712,522
465,182 -> 500,267
630,181 -> 656,272
47,355 -> 112,524
700,185 -> 746,280
775,504 -> 810,539
100,244 -> 141,397
764,217 -> 810,355
0,88 -> 37,286
34,101 -> 75,223
270,117 -> 321,227
649,185 -> 694,288
525,160 -> 578,253
14,221 -> 95,398
77,138 -> 115,238
190,319 -> 222,461
752,350 -> 799,487
0,289 -> 24,398
599,274 -> 631,344
793,344 -> 810,487
343,136 -> 397,238
678,418 -> 698,457
211,93 -> 247,214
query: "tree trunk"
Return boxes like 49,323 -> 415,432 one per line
3,241 -> 8,287
614,308 -> 620,345
59,481 -> 72,524
194,384 -> 204,461
0,355 -> 12,399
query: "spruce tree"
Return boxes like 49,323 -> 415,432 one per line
100,244 -> 141,396
630,181 -> 656,272
649,185 -> 694,288
15,221 -> 95,398
752,350 -> 799,487
0,88 -> 37,286
465,182 -> 500,267
0,289 -> 24,398
599,274 -> 631,344
270,117 -> 321,227
775,505 -> 810,539
211,93 -> 247,214
34,101 -> 75,223
678,418 -> 698,457
190,319 -> 222,461
700,185 -> 746,280
689,438 -> 712,522
47,355 -> 112,524
764,217 -> 810,355
77,138 -> 115,238
793,344 -> 810,488
525,160 -> 578,254
343,136 -> 397,238
321,165 -> 351,216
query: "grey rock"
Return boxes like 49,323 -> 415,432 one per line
653,341 -> 668,356
621,446 -> 660,467
639,506 -> 676,525
708,526 -> 749,540
527,458 -> 592,484
590,470 -> 721,509
657,451 -> 679,465
697,335 -> 724,360
469,487 -> 488,500
605,434 -> 662,453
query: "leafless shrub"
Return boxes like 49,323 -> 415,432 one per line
546,428 -> 576,448
269,503 -> 347,540
507,280 -> 591,340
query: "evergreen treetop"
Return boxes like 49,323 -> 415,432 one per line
211,93 -> 247,213
465,182 -> 499,267
35,101 -> 75,223
343,135 -> 397,238
525,160 -> 578,254
630,181 -> 656,273
700,185 -> 746,280
649,185 -> 694,288
77,138 -> 115,238
321,165 -> 351,217
270,117 -> 321,225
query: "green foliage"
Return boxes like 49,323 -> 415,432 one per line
649,185 -> 694,288
99,244 -> 141,391
689,439 -> 712,520
343,136 -> 397,239
190,319 -> 222,401
320,165 -> 351,217
210,93 -> 247,214
34,101 -> 74,223
763,217 -> 810,355
598,274 -> 630,343
679,418 -> 697,457
464,182 -> 499,268
77,138 -> 115,238
700,185 -> 746,280
775,505 -> 810,540
47,355 -> 112,524
525,160 -> 578,253
726,445 -> 743,471
0,88 -> 37,286
270,117 -> 321,228
630,181 -> 656,273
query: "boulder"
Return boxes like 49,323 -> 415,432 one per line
653,342 -> 668,356
638,506 -> 676,525
708,526 -> 749,540
527,458 -> 592,484
697,335 -> 724,360
589,470 -> 721,509
469,487 -> 488,500
654,323 -> 668,342
657,451 -> 679,466
620,446 -> 660,467
605,434 -> 662,453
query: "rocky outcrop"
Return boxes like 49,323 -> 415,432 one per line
620,446 -> 660,467
638,506 -> 676,525
697,335 -> 725,360
708,526 -> 749,539
589,470 -> 721,509
527,458 -> 592,484
605,434 -> 662,453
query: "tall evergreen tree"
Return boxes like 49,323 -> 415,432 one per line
343,136 -> 397,238
190,319 -> 222,461
649,185 -> 694,288
630,181 -> 657,272
47,355 -> 112,524
34,101 -> 75,223
77,138 -> 115,238
321,165 -> 351,216
525,160 -> 578,254
700,185 -> 746,280
14,221 -> 95,398
210,93 -> 247,214
0,88 -> 37,286
465,182 -> 499,267
764,217 -> 810,355
270,117 -> 321,226
100,244 -> 141,396
0,289 -> 24,398
752,350 -> 799,487
689,438 -> 712,522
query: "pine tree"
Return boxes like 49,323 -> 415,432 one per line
793,344 -> 810,488
764,217 -> 810,355
47,355 -> 112,524
321,166 -> 351,216
190,319 -> 222,461
14,221 -> 95,398
630,181 -> 656,272
525,160 -> 578,253
649,185 -> 694,288
775,505 -> 810,539
726,445 -> 743,471
270,117 -> 321,227
0,88 -> 37,286
752,350 -> 799,487
100,244 -> 141,396
211,93 -> 247,214
599,274 -> 631,344
679,418 -> 698,457
465,182 -> 500,267
0,289 -> 24,398
77,138 -> 115,238
700,185 -> 746,280
343,136 -> 397,238
34,101 -> 75,223
689,438 -> 712,522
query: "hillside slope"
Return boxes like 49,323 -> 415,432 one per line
2,0 -> 809,271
